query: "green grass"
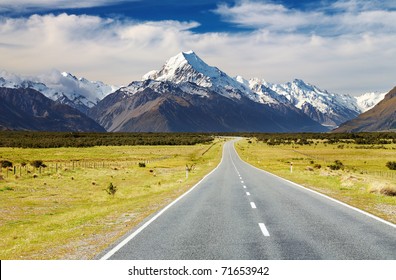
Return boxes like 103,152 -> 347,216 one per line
0,139 -> 225,259
235,138 -> 396,224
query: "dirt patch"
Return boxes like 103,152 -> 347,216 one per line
375,204 -> 396,224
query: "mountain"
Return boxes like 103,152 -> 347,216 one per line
0,87 -> 106,132
244,78 -> 365,128
143,50 -> 265,102
89,52 -> 326,132
355,91 -> 387,112
0,70 -> 119,114
0,51 -> 387,132
333,86 -> 396,132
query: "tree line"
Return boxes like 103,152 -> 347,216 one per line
0,132 -> 214,148
1,131 -> 395,148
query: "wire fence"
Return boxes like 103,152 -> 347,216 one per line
0,156 -> 172,179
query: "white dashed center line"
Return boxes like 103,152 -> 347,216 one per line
243,185 -> 247,189
246,192 -> 250,196
259,223 -> 270,237
250,202 -> 257,209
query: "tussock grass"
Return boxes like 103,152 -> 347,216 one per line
0,139 -> 224,259
370,184 -> 396,196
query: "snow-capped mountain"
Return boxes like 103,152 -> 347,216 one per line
90,51 -> 326,132
355,91 -> 387,112
0,70 -> 119,113
90,78 -> 326,133
140,51 -> 385,129
1,51 -> 388,132
248,78 -> 361,128
142,50 -> 264,103
0,87 -> 105,132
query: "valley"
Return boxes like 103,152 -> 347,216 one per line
1,132 -> 395,259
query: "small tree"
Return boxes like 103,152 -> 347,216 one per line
328,160 -> 344,170
30,160 -> 46,168
104,182 -> 117,197
386,161 -> 396,170
186,164 -> 196,172
1,160 -> 13,168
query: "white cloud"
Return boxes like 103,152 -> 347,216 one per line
0,11 -> 395,95
214,0 -> 396,36
0,14 -> 201,85
0,0 -> 138,13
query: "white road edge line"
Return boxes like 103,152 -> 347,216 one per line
232,141 -> 396,229
99,141 -> 227,260
259,223 -> 270,237
250,202 -> 257,209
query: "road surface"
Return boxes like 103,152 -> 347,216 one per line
99,139 -> 396,260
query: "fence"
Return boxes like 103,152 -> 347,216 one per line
0,156 -> 172,179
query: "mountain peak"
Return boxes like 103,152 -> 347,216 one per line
143,50 -> 221,84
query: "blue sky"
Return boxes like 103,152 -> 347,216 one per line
1,0 -> 395,95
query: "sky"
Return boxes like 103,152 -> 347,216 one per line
0,0 -> 395,95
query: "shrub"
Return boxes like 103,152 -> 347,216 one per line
1,160 -> 13,168
30,160 -> 46,168
328,160 -> 344,170
313,163 -> 322,169
104,182 -> 117,197
386,161 -> 396,170
380,186 -> 396,196
138,162 -> 146,167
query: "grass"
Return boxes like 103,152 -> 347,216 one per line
235,138 -> 396,224
0,139 -> 225,259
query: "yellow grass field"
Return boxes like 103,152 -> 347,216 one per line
235,138 -> 396,224
0,139 -> 224,259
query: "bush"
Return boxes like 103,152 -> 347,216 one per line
313,163 -> 322,169
138,162 -> 146,167
1,160 -> 13,168
386,161 -> 396,170
104,182 -> 117,197
30,160 -> 46,168
328,160 -> 344,170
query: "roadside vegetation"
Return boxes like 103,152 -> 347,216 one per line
235,133 -> 396,224
0,137 -> 224,259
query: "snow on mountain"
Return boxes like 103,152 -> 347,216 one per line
0,70 -> 119,111
250,78 -> 361,127
142,50 -> 261,102
140,51 -> 387,129
355,92 -> 386,112
1,51 -> 387,131
38,70 -> 119,108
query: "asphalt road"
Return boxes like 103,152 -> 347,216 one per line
100,139 -> 396,260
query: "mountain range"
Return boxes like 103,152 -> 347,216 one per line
0,51 -> 390,132
0,87 -> 105,132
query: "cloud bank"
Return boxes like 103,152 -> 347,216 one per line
0,0 -> 395,95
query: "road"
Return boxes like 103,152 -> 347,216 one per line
99,139 -> 396,260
